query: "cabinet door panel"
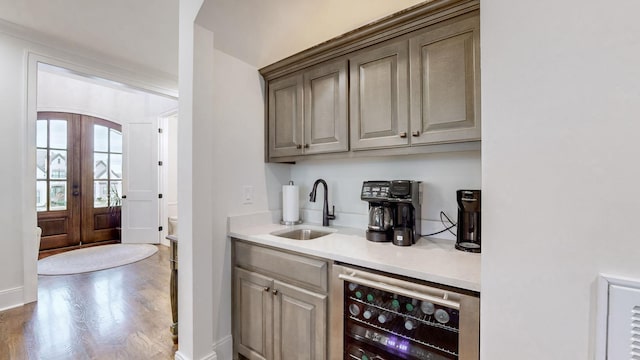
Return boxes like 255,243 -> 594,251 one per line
273,281 -> 327,360
304,59 -> 348,155
349,40 -> 409,150
269,74 -> 303,158
409,13 -> 480,145
235,268 -> 273,360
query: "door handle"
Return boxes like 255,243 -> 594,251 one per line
72,185 -> 80,196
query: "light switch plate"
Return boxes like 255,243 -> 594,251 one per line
243,186 -> 254,204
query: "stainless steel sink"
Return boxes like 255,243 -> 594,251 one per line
270,228 -> 333,240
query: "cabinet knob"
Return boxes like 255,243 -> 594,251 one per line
412,131 -> 420,137
272,289 -> 278,295
296,144 -> 302,149
399,132 -> 407,138
304,144 -> 309,149
263,287 -> 270,292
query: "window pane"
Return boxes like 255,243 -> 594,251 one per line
110,154 -> 122,179
36,181 -> 47,211
110,129 -> 122,153
49,181 -> 67,211
94,152 -> 109,179
37,149 -> 47,180
94,181 -> 109,208
94,125 -> 108,152
37,120 -> 48,148
110,181 -> 122,207
49,150 -> 67,179
49,120 -> 67,149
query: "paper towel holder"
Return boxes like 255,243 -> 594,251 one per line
281,181 -> 303,225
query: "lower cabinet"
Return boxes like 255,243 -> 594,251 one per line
233,241 -> 328,360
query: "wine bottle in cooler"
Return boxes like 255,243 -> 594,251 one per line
404,298 -> 418,315
403,316 -> 418,332
348,302 -> 362,318
377,310 -> 395,325
362,307 -> 377,322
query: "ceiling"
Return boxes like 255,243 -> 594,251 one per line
0,0 -> 179,78
195,0 -> 425,68
0,0 -> 426,78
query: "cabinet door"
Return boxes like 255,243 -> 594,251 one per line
269,73 -> 304,158
409,13 -> 480,145
349,39 -> 409,150
303,59 -> 349,155
235,268 -> 273,360
273,280 -> 327,360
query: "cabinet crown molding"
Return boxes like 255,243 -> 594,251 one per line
259,0 -> 479,81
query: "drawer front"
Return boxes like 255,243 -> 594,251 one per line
234,240 -> 328,293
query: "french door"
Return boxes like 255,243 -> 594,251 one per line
37,112 -> 123,251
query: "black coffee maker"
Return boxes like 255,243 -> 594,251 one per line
455,190 -> 481,253
388,180 -> 421,246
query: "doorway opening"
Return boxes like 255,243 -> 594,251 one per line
34,62 -> 178,257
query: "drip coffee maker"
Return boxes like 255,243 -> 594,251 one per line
361,180 -> 421,245
361,181 -> 393,242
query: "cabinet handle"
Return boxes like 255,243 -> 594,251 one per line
296,144 -> 302,149
263,287 -> 270,292
399,132 -> 407,138
412,131 -> 420,137
272,289 -> 278,295
304,144 -> 309,149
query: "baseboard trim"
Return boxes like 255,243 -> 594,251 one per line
0,286 -> 24,312
213,334 -> 233,360
174,350 -> 218,360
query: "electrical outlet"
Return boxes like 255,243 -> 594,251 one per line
243,186 -> 254,204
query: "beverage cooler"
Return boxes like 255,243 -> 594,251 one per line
331,264 -> 480,360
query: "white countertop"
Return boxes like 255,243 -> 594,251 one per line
228,218 -> 480,292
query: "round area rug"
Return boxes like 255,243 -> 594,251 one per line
38,244 -> 159,275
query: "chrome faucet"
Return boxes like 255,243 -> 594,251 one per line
309,179 -> 336,226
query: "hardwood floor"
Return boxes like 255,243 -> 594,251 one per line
0,245 -> 177,360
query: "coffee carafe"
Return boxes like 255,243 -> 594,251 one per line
455,190 -> 481,253
361,181 -> 394,242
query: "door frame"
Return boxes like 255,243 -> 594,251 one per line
24,52 -> 177,304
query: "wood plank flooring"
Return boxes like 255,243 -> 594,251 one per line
0,245 -> 177,360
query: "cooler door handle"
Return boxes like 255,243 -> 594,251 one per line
338,272 -> 460,310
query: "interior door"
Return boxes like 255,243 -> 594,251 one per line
37,112 -> 122,252
122,117 -> 159,243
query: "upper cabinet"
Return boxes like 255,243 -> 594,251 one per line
260,0 -> 480,162
409,13 -> 480,145
268,73 -> 303,158
268,59 -> 348,159
349,39 -> 409,150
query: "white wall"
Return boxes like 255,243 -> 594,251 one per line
482,1 -> 640,359
37,67 -> 177,126
0,33 -> 30,311
291,152 -> 481,238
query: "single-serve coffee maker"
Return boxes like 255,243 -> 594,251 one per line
361,180 -> 421,246
455,190 -> 481,253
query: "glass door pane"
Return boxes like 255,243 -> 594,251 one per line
36,118 -> 68,211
